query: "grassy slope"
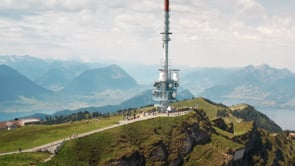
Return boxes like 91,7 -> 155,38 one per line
44,109 -> 248,165
0,98 -> 249,165
174,98 -> 254,136
229,104 -> 282,132
0,116 -> 121,153
43,114 -> 193,165
173,97 -> 227,119
0,152 -> 49,166
0,97 -> 232,153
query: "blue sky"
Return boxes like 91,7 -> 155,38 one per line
0,0 -> 295,71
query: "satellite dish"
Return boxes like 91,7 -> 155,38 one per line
172,92 -> 176,98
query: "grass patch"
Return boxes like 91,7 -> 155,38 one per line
213,117 -> 254,141
224,116 -> 253,136
210,133 -> 244,150
173,98 -> 226,119
0,116 -> 121,153
0,152 -> 49,166
213,126 -> 233,138
229,104 -> 248,111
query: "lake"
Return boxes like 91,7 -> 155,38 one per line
260,110 -> 295,131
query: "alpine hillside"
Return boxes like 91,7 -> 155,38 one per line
40,98 -> 295,166
0,64 -> 50,101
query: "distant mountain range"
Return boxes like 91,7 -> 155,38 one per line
1,55 -> 295,121
0,65 -> 50,101
20,88 -> 194,120
201,64 -> 295,109
0,55 -> 52,81
0,56 -> 146,120
0,62 -> 140,99
0,55 -> 102,89
182,67 -> 237,95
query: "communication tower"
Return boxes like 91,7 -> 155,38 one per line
152,0 -> 179,112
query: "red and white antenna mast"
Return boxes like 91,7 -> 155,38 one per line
152,0 -> 180,111
162,0 -> 171,78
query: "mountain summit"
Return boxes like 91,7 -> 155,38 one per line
44,98 -> 294,165
229,64 -> 294,85
61,64 -> 138,95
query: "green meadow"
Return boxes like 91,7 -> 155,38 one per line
0,116 -> 121,153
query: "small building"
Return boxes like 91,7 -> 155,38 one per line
0,120 -> 22,131
0,122 -> 8,131
288,132 -> 295,139
20,118 -> 41,126
233,148 -> 245,161
6,121 -> 19,130
0,118 -> 41,131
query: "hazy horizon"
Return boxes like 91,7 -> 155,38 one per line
1,55 -> 295,74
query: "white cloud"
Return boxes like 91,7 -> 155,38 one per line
0,0 -> 295,71
238,0 -> 263,9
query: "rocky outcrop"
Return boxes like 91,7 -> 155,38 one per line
169,119 -> 211,164
104,152 -> 146,166
212,117 -> 234,133
232,125 -> 295,166
149,141 -> 167,162
103,109 -> 212,166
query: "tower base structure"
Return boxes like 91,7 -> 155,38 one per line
152,69 -> 179,112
